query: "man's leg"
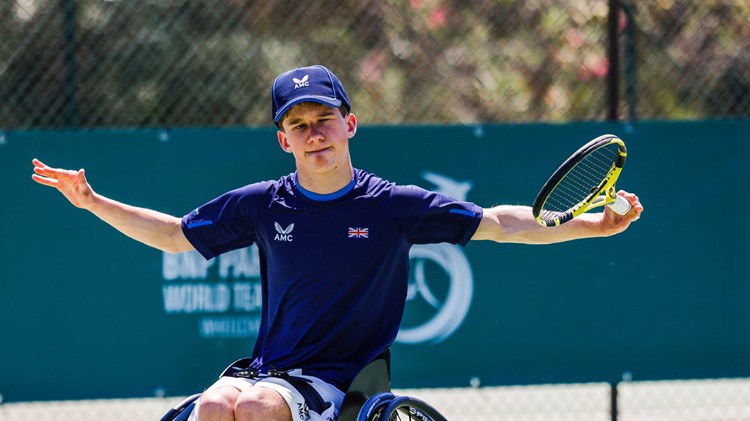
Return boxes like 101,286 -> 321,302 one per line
191,369 -> 341,421
193,386 -> 240,421
191,384 -> 291,421
234,387 -> 293,421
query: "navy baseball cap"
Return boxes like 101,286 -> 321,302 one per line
271,65 -> 351,125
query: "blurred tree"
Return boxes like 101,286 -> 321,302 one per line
0,0 -> 747,129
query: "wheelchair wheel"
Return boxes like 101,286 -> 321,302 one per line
159,393 -> 201,421
357,393 -> 447,421
356,392 -> 395,421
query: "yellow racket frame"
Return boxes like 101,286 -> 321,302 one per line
533,135 -> 627,227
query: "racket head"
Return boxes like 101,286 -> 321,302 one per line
532,134 -> 627,227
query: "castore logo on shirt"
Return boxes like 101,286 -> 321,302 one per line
274,222 -> 295,242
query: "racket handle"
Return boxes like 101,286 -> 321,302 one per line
608,195 -> 632,215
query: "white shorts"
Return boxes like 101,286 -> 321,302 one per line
188,369 -> 345,421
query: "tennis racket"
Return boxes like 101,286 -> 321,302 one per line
532,134 -> 631,227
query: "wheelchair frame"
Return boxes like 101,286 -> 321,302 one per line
159,350 -> 447,421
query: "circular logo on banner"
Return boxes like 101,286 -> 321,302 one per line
396,243 -> 473,344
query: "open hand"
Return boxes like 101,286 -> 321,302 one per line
32,159 -> 96,209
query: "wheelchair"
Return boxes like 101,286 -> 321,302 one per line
160,350 -> 447,421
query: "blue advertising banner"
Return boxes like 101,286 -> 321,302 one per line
1,121 -> 748,401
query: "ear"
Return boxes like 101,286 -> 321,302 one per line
346,112 -> 358,139
277,130 -> 293,153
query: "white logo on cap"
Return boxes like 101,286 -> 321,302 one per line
293,75 -> 309,89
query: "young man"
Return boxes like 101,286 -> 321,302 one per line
32,65 -> 643,421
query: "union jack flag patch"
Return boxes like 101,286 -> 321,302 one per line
348,227 -> 369,238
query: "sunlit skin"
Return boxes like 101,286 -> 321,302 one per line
29,101 -> 643,421
277,102 -> 357,195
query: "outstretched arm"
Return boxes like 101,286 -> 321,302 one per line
471,190 -> 643,244
32,159 -> 194,253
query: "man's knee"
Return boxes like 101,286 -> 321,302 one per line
235,387 -> 292,421
196,387 -> 239,419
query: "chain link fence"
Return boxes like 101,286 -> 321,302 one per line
621,0 -> 750,120
3,379 -> 750,420
1,0 -> 748,129
3,0 -> 750,417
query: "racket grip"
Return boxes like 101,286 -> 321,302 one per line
608,195 -> 632,215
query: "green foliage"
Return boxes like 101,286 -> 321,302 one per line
1,0 -> 747,129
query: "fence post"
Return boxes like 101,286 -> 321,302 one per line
607,0 -> 620,121
620,0 -> 638,123
610,382 -> 619,421
60,0 -> 79,128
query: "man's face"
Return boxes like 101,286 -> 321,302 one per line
277,102 -> 356,177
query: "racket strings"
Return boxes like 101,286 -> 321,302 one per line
541,144 -> 620,216
556,155 -> 609,198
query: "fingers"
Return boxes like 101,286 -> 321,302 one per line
32,159 -> 95,209
617,190 -> 643,221
31,158 -> 81,185
31,173 -> 58,187
32,159 -> 59,187
32,158 -> 67,177
32,167 -> 91,206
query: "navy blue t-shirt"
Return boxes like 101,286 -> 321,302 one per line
181,169 -> 482,390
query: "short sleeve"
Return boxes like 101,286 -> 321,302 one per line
181,183 -> 271,259
386,184 -> 483,246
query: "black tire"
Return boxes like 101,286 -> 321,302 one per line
371,395 -> 448,421
159,393 -> 201,421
